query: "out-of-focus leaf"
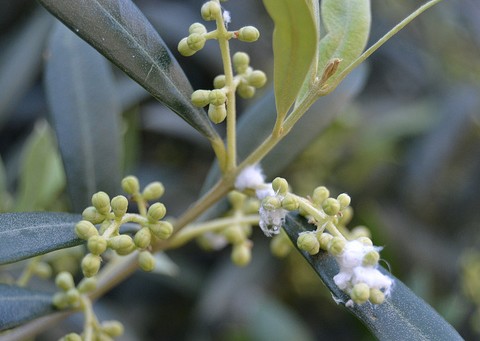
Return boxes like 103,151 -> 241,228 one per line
38,0 -> 220,142
0,212 -> 82,265
14,121 -> 65,212
0,8 -> 53,127
45,22 -> 122,211
283,213 -> 463,341
262,0 -> 318,119
317,0 -> 371,82
0,284 -> 54,331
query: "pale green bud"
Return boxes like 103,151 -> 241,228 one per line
322,198 -> 340,216
369,288 -> 385,305
115,243 -> 136,256
149,221 -> 173,240
297,232 -> 320,255
191,89 -> 211,107
75,220 -> 98,240
142,181 -> 165,201
237,84 -> 255,99
33,262 -> 52,279
233,52 -> 250,74
81,253 -> 101,278
357,236 -> 373,246
201,1 -> 221,21
338,206 -> 353,226
138,251 -> 155,272
92,191 -> 111,215
237,26 -> 260,42
363,250 -> 380,267
62,333 -> 82,341
77,277 -> 97,294
337,193 -> 351,209
213,74 -> 226,89
88,235 -> 107,255
351,226 -> 371,239
318,232 -> 333,251
111,195 -> 128,217
231,242 -> 251,267
228,190 -> 246,210
328,237 -> 346,256
351,283 -> 370,304
281,193 -> 299,211
121,175 -> 140,194
52,292 -> 69,309
55,271 -> 75,291
147,202 -> 167,222
209,89 -> 227,106
187,33 -> 206,51
272,177 -> 289,196
248,70 -> 267,88
312,186 -> 329,205
65,288 -> 80,305
82,206 -> 105,224
270,233 -> 292,258
101,320 -> 125,337
224,225 -> 245,244
208,104 -> 227,124
243,198 -> 260,214
134,227 -> 152,249
108,235 -> 134,250
189,22 -> 207,35
262,196 -> 281,210
178,37 -> 196,56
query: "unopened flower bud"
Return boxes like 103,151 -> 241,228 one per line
78,277 -> 97,294
138,251 -> 155,272
297,232 -> 320,255
92,191 -> 111,215
75,220 -> 98,240
213,74 -> 226,89
281,194 -> 299,211
201,1 -> 221,21
270,232 -> 292,258
142,182 -> 165,201
81,253 -> 101,278
189,22 -> 207,35
228,191 -> 246,210
322,198 -> 340,216
237,26 -> 260,42
262,196 -> 281,210
351,226 -> 371,239
209,89 -> 227,106
237,84 -> 255,99
149,221 -> 173,240
88,235 -> 107,255
337,193 -> 351,209
33,262 -> 52,279
65,288 -> 80,305
351,283 -> 370,304
82,207 -> 105,225
147,202 -> 167,222
224,225 -> 245,244
328,237 -> 346,256
248,70 -> 267,88
134,227 -> 152,249
363,250 -> 380,267
115,243 -> 136,256
312,186 -> 329,205
178,37 -> 196,56
318,232 -> 333,251
101,320 -> 125,337
208,104 -> 227,124
52,292 -> 69,309
55,271 -> 75,291
62,333 -> 82,341
108,235 -> 134,250
233,52 -> 250,74
191,89 -> 211,107
121,175 -> 140,194
369,288 -> 386,305
231,242 -> 251,266
272,177 -> 289,196
111,195 -> 128,217
338,206 -> 353,225
187,33 -> 206,51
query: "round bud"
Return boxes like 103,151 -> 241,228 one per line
272,177 -> 289,196
111,195 -> 128,217
231,243 -> 251,267
65,288 -> 80,305
52,292 -> 69,309
101,320 -> 125,337
248,70 -> 267,88
187,33 -> 206,51
189,22 -> 207,35
312,186 -> 329,205
224,225 -> 245,244
92,191 -> 111,215
322,198 -> 340,216
243,198 -> 260,214
228,190 -> 247,210
121,175 -> 140,194
142,182 -> 165,201
328,237 -> 346,256
75,220 -> 98,240
82,206 -> 105,224
78,277 -> 97,294
362,250 -> 380,267
55,271 -> 75,291
356,236 -> 373,246
138,251 -> 156,272
351,283 -> 370,304
262,196 -> 281,210
178,37 -> 196,56
213,74 -> 226,89
201,1 -> 221,21
281,194 -> 299,211
191,90 -> 211,107
87,235 -> 107,255
338,206 -> 353,226
237,85 -> 255,99
337,193 -> 351,209
62,333 -> 82,341
149,221 -> 173,240
297,232 -> 320,255
369,288 -> 385,305
318,232 -> 333,251
134,227 -> 152,249
115,243 -> 136,256
270,233 -> 291,258
208,104 -> 227,124
209,89 -> 227,106
81,253 -> 101,278
237,26 -> 260,42
33,262 -> 52,279
108,235 -> 134,251
147,202 -> 167,222
351,226 -> 371,239
233,52 -> 250,74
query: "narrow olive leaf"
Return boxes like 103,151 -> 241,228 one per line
0,212 -> 82,265
0,284 -> 54,331
283,213 -> 463,341
262,0 -> 318,120
38,0 -> 220,141
45,22 -> 122,212
317,0 -> 371,83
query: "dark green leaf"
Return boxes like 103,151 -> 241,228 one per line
0,284 -> 54,331
45,22 -> 122,211
283,213 -> 463,341
38,0 -> 220,141
0,212 -> 82,265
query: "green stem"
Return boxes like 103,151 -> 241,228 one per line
16,257 -> 41,287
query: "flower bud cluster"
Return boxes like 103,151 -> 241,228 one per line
52,271 -> 97,309
231,52 -> 267,99
191,88 -> 228,124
